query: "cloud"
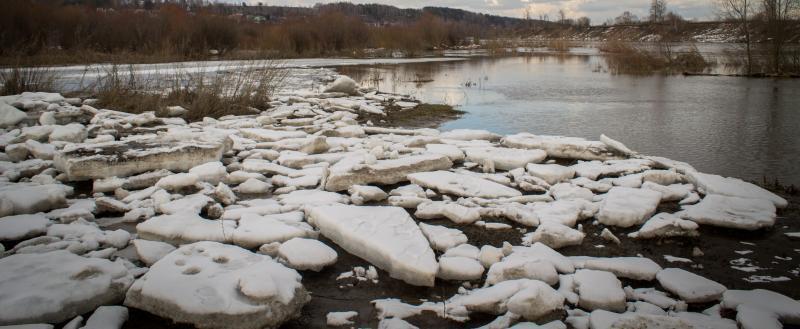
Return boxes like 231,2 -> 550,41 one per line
225,0 -> 714,23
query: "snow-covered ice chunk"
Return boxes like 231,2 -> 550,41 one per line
485,258 -> 559,286
507,243 -> 575,274
277,189 -> 348,206
54,134 -> 229,181
548,183 -> 594,201
307,205 -> 438,286
437,256 -> 485,281
600,134 -> 636,156
237,178 -> 272,194
0,103 -> 27,128
525,164 -> 575,185
419,223 -> 468,252
348,185 -> 388,205
232,212 -> 316,249
441,129 -> 501,142
628,212 -> 699,239
0,213 -> 50,241
157,194 -> 212,215
136,213 -> 234,245
155,173 -> 199,190
464,147 -> 546,171
415,201 -> 481,225
0,250 -> 133,324
588,310 -> 691,329
132,239 -> 176,267
447,279 -> 560,317
573,269 -> 626,312
641,181 -> 692,202
324,76 -> 359,95
523,222 -> 585,249
188,161 -> 227,185
681,194 -> 776,230
408,171 -> 521,198
736,304 -> 781,329
597,187 -> 662,228
425,144 -> 465,162
240,128 -> 307,142
506,281 -> 566,321
687,171 -> 787,208
580,257 -> 662,281
326,311 -> 358,327
656,268 -> 726,303
278,238 -> 337,271
444,244 -> 480,259
79,306 -> 128,329
722,289 -> 800,324
0,183 -> 71,216
502,133 -> 621,161
49,124 -> 86,143
325,154 -> 452,192
124,241 -> 309,329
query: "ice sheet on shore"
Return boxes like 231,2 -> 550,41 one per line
124,241 -> 309,329
307,205 -> 438,286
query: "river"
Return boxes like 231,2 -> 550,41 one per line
337,54 -> 800,186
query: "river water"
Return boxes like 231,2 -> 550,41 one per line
337,54 -> 800,186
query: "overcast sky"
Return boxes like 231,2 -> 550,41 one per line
237,0 -> 715,24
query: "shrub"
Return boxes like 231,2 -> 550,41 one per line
0,65 -> 55,95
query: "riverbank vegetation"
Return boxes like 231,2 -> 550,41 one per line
90,62 -> 287,121
600,40 -> 711,74
0,0 -> 511,66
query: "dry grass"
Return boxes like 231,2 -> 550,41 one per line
547,39 -> 572,52
0,65 -> 55,95
600,40 -> 710,74
93,61 -> 287,121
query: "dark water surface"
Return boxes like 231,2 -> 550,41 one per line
338,55 -> 800,186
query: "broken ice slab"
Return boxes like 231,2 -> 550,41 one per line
54,134 -> 231,181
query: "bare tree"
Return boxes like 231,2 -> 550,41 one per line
558,9 -> 566,23
576,16 -> 591,28
650,0 -> 668,22
761,0 -> 799,73
615,11 -> 639,24
716,0 -> 754,74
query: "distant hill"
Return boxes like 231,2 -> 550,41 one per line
209,2 -> 537,28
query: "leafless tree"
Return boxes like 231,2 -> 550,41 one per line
650,0 -> 668,22
761,0 -> 799,73
615,11 -> 639,24
558,9 -> 566,23
716,0 -> 754,74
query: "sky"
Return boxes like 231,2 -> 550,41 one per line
237,0 -> 716,24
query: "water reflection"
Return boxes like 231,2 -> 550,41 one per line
337,55 -> 800,186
